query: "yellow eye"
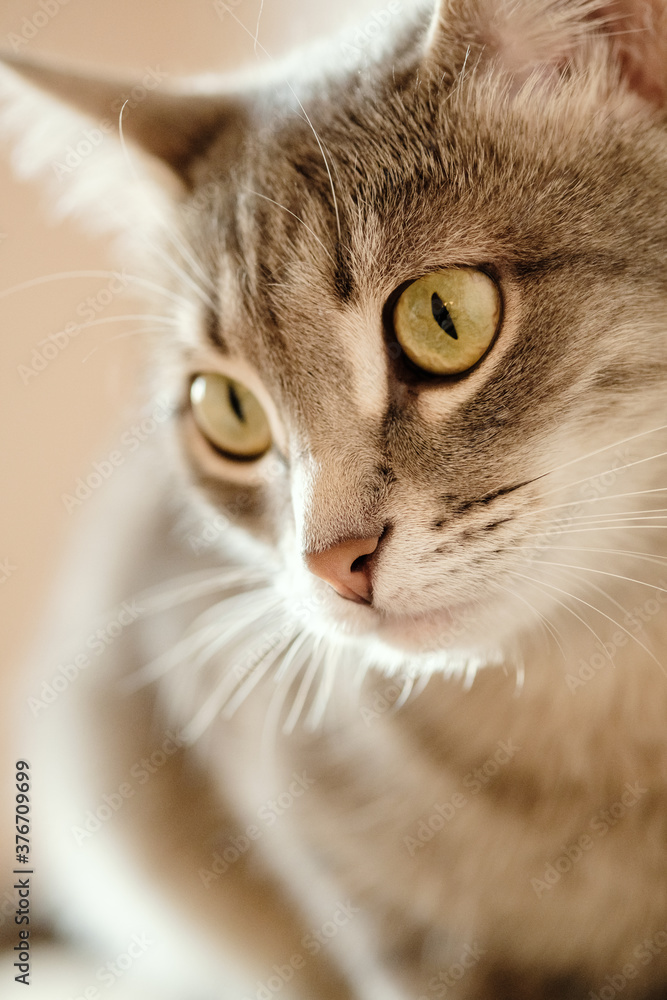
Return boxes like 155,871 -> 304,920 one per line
190,373 -> 272,459
393,268 -> 500,375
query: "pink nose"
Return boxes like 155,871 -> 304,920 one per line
305,536 -> 380,604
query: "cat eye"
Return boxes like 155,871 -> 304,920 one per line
190,373 -> 272,460
392,268 -> 500,375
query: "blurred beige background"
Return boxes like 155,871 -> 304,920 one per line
0,0 -> 385,853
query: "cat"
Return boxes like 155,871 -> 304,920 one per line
2,0 -> 667,997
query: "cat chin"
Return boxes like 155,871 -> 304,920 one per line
375,606 -> 484,653
293,585 -> 503,668
329,622 -> 503,681
333,589 -> 499,652
276,567 -> 509,667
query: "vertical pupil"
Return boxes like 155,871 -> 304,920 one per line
227,382 -> 245,422
431,292 -> 458,340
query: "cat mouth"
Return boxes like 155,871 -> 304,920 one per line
320,590 -> 483,654
284,569 -> 488,655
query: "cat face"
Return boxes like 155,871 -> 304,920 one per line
3,0 -> 667,674
174,13 -> 667,666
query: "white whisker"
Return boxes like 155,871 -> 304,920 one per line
527,558 -> 667,596
505,568 -> 616,667
411,672 -> 432,700
539,544 -> 667,568
537,448 -> 667,500
261,632 -> 314,762
513,653 -> 525,696
305,642 -> 340,730
182,609 -> 290,741
241,187 -> 335,263
223,633 -> 293,721
495,579 -> 566,660
523,489 -> 667,519
532,560 -> 639,631
80,326 -> 177,362
124,623 -> 221,690
253,0 -> 265,54
507,568 -> 666,675
190,585 -> 279,631
539,513 -> 667,526
220,6 -> 342,243
0,269 -> 191,310
125,583 -> 277,690
462,658 -> 479,690
389,673 -> 415,713
117,101 -> 218,305
521,524 -> 667,538
283,637 -> 324,735
537,423 -> 667,482
136,566 -> 269,615
543,507 -> 667,520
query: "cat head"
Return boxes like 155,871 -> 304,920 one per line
3,0 -> 667,680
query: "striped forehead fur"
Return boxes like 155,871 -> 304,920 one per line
178,16 -> 666,502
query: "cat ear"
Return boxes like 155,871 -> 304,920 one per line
601,0 -> 667,105
0,51 -> 246,228
425,0 -> 667,108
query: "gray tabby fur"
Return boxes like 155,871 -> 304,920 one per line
2,0 -> 667,996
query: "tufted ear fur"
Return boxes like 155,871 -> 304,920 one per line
602,0 -> 667,104
0,51 -> 248,182
425,0 -> 667,108
0,50 -> 249,230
